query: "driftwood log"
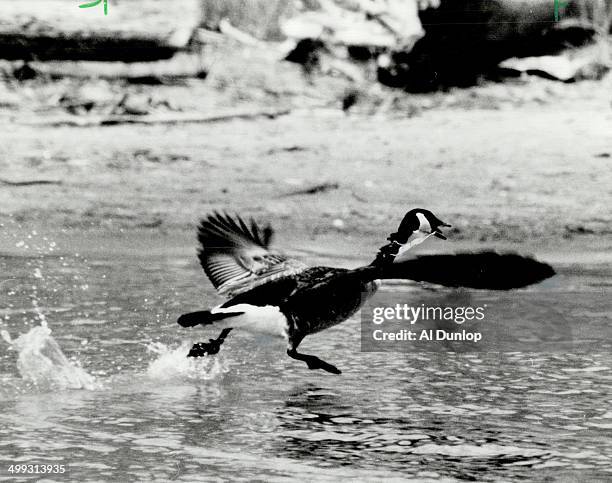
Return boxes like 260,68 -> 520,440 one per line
0,0 -> 200,62
0,29 -> 193,62
20,55 -> 206,83
22,108 -> 292,127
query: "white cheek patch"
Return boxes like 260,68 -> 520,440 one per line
416,212 -> 432,233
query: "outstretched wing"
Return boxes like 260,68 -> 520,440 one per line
197,212 -> 308,297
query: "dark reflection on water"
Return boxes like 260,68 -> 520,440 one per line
0,250 -> 611,481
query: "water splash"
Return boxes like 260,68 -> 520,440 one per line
146,342 -> 229,381
1,224 -> 97,390
1,323 -> 98,390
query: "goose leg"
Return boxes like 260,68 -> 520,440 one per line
287,348 -> 341,375
187,328 -> 233,358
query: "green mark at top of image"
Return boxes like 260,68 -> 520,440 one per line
554,0 -> 569,21
79,0 -> 108,16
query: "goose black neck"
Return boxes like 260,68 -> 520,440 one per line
371,239 -> 402,267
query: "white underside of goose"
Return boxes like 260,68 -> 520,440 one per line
210,304 -> 289,338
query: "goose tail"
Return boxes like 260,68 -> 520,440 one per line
177,310 -> 244,328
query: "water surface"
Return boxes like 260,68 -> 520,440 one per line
1,241 -> 611,481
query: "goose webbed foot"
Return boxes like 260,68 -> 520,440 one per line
287,349 -> 341,375
187,328 -> 232,358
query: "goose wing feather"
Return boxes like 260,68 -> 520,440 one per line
197,212 -> 308,297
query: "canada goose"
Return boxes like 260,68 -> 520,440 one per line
178,209 -> 450,374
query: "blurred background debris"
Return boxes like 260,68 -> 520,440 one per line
0,0 -> 609,120
0,0 -> 610,238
